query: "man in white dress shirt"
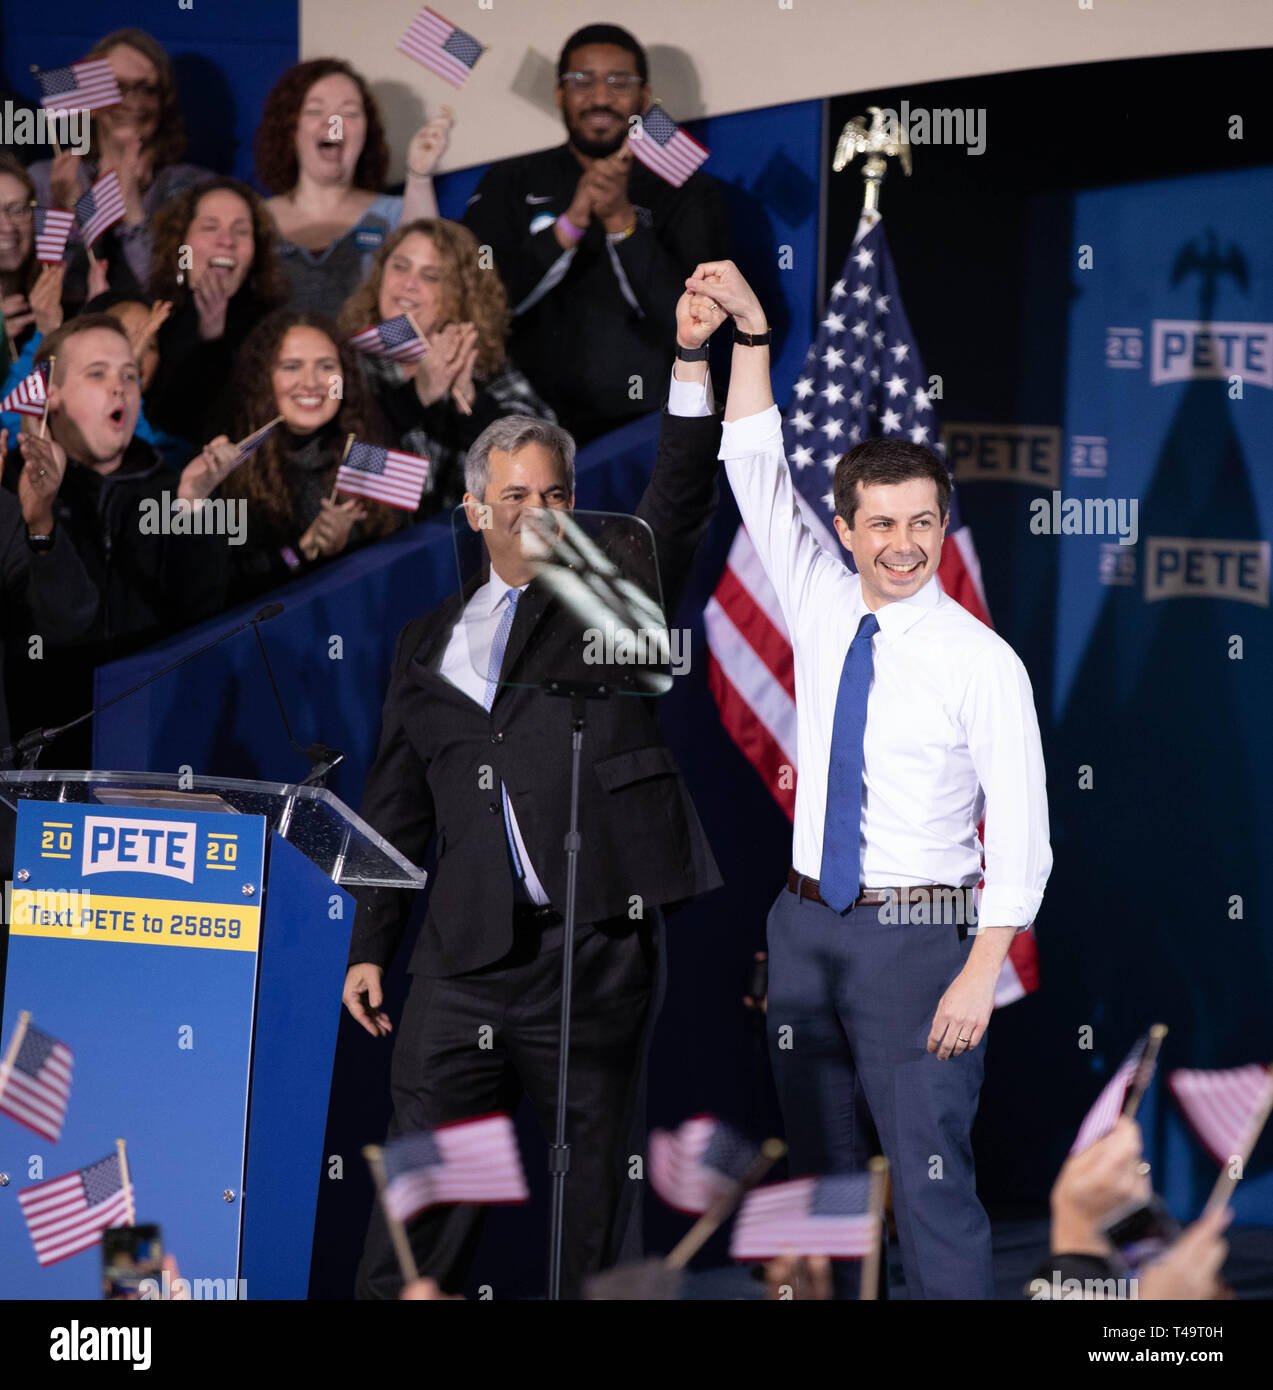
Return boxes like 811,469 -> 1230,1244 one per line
682,259 -> 1053,1299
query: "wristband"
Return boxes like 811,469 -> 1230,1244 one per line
606,222 -> 637,244
732,326 -> 772,347
674,343 -> 709,362
26,530 -> 54,553
556,213 -> 585,244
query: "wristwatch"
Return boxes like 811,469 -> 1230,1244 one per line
25,528 -> 54,554
733,326 -> 772,347
674,343 -> 709,362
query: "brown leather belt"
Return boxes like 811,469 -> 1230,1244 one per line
786,869 -> 962,909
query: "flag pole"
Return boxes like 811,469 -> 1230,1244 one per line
330,433 -> 356,503
37,356 -> 55,439
115,1138 -> 135,1224
1205,1061 -> 1273,1213
859,1154 -> 890,1301
0,1010 -> 33,1108
664,1137 -> 785,1270
232,413 -> 283,457
1121,1023 -> 1168,1120
363,1144 -> 420,1284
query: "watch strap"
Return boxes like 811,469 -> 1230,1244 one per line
675,343 -> 710,362
732,326 -> 772,347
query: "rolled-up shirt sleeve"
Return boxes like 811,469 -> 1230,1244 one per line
720,404 -> 844,637
962,648 -> 1052,930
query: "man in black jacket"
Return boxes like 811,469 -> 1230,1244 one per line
346,289 -> 731,1298
0,316 -> 231,765
462,23 -> 726,445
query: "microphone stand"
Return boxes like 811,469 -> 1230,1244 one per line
0,603 -> 287,771
539,676 -> 611,1302
250,625 -> 345,787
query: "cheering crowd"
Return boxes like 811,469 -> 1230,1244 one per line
0,21 -> 723,762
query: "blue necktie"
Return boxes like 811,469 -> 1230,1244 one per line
819,611 -> 880,912
484,589 -> 526,881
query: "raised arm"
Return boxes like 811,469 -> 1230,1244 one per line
684,260 -> 845,635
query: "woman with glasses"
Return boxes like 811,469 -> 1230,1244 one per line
0,156 -> 67,434
26,28 -> 212,305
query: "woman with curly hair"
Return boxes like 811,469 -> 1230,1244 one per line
0,156 -> 65,401
338,218 -> 555,518
27,28 -> 211,304
256,58 -> 453,318
209,308 -> 402,602
138,177 -> 289,455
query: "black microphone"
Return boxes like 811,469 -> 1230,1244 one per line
250,622 -> 345,788
0,603 -> 285,770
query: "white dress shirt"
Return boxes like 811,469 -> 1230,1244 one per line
439,567 -> 551,905
721,404 -> 1052,929
436,371 -> 715,908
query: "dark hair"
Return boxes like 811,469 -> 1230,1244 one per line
557,25 -> 647,82
147,176 -> 288,309
0,154 -> 37,300
255,59 -> 389,196
85,28 -> 187,168
833,438 -> 951,526
220,307 -> 396,539
34,314 -> 133,385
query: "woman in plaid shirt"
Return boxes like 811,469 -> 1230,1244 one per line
339,218 -> 554,520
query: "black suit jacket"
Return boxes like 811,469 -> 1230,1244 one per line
349,405 -> 724,977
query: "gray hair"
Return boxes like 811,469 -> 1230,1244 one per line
464,416 -> 577,500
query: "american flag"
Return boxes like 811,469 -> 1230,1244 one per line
627,101 -> 709,188
19,1152 -> 133,1267
0,1021 -> 73,1142
1070,1034 -> 1153,1156
397,6 -> 485,88
0,360 -> 50,417
33,208 -> 76,264
75,171 -> 126,248
348,315 -> 427,364
648,1115 -> 760,1215
1169,1064 -> 1273,1168
703,210 -> 1038,1008
36,59 -> 121,114
731,1174 -> 876,1260
233,416 -> 280,467
380,1115 -> 528,1222
336,440 -> 431,512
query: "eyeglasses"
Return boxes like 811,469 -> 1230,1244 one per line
560,71 -> 643,93
0,202 -> 33,223
115,80 -> 161,100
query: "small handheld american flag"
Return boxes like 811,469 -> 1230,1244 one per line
1169,1063 -> 1273,1168
648,1115 -> 761,1216
0,360 -> 50,418
36,58 -> 121,114
19,1151 -> 133,1266
627,101 -> 709,188
75,171 -> 126,248
348,315 -> 428,364
1069,1028 -> 1165,1156
34,208 -> 76,264
336,438 -> 430,512
397,6 -> 485,89
0,1015 -> 73,1142
232,415 -> 282,467
731,1174 -> 877,1260
379,1115 -> 528,1222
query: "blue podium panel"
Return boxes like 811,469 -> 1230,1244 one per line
241,832 -> 353,1299
0,801 -> 266,1299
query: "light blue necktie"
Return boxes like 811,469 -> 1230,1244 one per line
819,611 -> 880,912
484,589 -> 526,881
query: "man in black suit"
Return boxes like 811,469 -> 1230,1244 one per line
346,288 -> 731,1299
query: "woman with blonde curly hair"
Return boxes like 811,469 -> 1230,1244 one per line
339,218 -> 554,517
141,177 -> 288,453
256,58 -> 453,317
210,308 -> 403,602
27,27 -> 211,303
